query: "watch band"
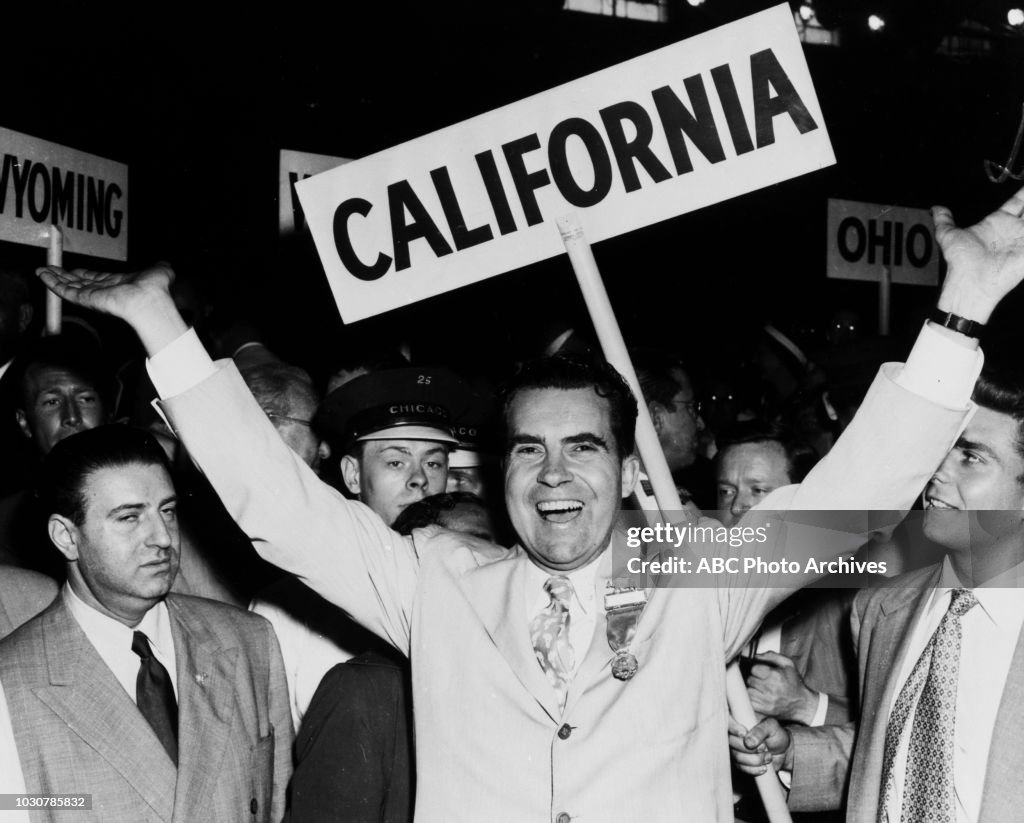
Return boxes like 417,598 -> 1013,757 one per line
929,309 -> 985,339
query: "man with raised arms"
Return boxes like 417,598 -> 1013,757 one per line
36,186 -> 1024,821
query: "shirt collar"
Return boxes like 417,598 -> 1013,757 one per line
525,545 -> 608,616
933,555 -> 1024,628
63,583 -> 172,658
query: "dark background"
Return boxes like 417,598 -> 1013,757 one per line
3,1 -> 1023,387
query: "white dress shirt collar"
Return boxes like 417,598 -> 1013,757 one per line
63,584 -> 178,701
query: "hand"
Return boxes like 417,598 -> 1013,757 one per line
728,716 -> 793,776
746,652 -> 819,725
36,263 -> 187,355
933,184 -> 1024,323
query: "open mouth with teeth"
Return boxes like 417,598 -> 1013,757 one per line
924,493 -> 958,510
536,499 -> 584,523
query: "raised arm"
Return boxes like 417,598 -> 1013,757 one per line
36,264 -> 418,652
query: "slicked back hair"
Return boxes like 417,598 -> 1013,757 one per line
38,424 -> 172,527
500,354 -> 638,459
972,361 -> 1024,481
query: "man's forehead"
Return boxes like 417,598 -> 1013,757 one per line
509,387 -> 613,431
362,438 -> 450,455
26,364 -> 97,392
82,462 -> 175,503
961,406 -> 1022,453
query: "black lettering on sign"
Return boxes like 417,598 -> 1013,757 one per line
105,183 -> 124,237
333,198 -> 392,281
893,221 -> 904,266
430,166 -> 494,250
27,163 -> 50,222
599,101 -> 671,193
52,167 -> 75,227
710,65 -> 754,156
87,178 -> 105,235
502,134 -> 551,227
388,180 -> 454,272
12,158 -> 33,218
866,219 -> 891,266
750,49 -> 818,148
289,172 -> 311,231
838,217 -> 865,262
547,117 -> 613,208
76,173 -> 86,230
475,150 -> 517,236
0,154 -> 16,214
906,224 -> 933,267
652,76 -> 727,175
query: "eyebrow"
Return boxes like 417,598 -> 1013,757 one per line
107,496 -> 177,517
378,445 -> 448,456
509,432 -> 610,450
956,437 -> 996,458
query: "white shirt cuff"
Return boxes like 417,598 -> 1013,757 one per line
146,327 -> 217,399
809,691 -> 829,728
895,322 -> 983,409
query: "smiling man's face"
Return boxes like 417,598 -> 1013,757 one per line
922,405 -> 1024,554
504,387 -> 639,572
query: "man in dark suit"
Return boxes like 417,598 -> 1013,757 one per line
733,363 -> 1024,822
0,425 -> 292,822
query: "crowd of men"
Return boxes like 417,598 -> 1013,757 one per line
0,184 -> 1022,822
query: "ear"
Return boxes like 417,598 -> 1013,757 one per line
318,441 -> 332,463
48,515 -> 80,562
620,453 -> 641,498
339,454 -> 362,495
15,409 -> 32,441
648,401 -> 667,435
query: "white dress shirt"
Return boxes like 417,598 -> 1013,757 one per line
64,585 -> 179,703
884,558 -> 1024,823
525,555 -> 601,676
250,597 -> 351,728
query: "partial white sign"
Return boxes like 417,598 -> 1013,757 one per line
0,126 -> 128,261
826,198 -> 939,286
299,3 -> 835,323
279,149 -> 351,234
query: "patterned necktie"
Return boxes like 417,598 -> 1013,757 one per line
530,576 -> 575,710
132,630 -> 179,766
878,587 -> 978,822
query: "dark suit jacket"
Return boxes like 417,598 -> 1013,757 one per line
286,650 -> 414,823
789,564 -> 1024,822
0,566 -> 57,639
0,593 -> 293,823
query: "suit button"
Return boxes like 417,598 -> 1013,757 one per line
555,813 -> 571,823
250,798 -> 258,814
557,723 -> 572,740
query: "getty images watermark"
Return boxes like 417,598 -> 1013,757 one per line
612,510 -> 1024,589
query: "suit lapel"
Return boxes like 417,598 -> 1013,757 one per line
852,569 -> 939,822
458,551 -> 562,722
166,597 -> 237,823
978,616 -> 1024,821
34,601 -> 176,821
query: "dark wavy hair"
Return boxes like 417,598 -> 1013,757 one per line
716,419 -> 819,483
499,354 -> 638,458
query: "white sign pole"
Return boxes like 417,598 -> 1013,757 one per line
557,215 -> 792,823
878,265 -> 891,336
46,225 -> 62,335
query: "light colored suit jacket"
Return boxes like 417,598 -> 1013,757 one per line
160,360 -> 966,822
789,565 -> 1024,821
0,566 -> 58,639
0,593 -> 293,823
